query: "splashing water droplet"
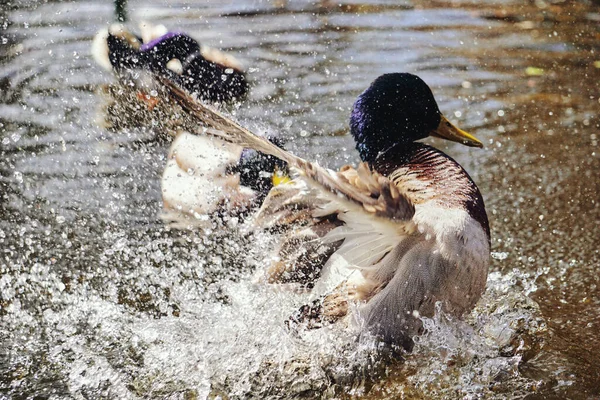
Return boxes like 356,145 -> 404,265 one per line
491,251 -> 509,260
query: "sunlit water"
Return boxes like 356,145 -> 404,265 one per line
1,0 -> 599,398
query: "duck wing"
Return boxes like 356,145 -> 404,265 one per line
160,77 -> 415,224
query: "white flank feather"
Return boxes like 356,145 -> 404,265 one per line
201,45 -> 244,72
91,28 -> 112,71
413,203 -> 489,267
161,131 -> 254,218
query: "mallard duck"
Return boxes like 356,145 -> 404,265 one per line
160,73 -> 490,351
92,23 -> 248,103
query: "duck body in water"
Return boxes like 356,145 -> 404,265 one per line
92,24 -> 248,103
161,72 -> 490,351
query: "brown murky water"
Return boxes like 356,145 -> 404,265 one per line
1,0 -> 599,398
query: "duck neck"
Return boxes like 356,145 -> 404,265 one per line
350,106 -> 418,164
355,134 -> 414,165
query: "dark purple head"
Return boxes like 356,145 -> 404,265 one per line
350,73 -> 442,163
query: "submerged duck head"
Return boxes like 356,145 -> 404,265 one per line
350,73 -> 483,163
234,136 -> 289,196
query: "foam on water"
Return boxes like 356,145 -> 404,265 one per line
400,271 -> 547,398
0,218 -> 547,399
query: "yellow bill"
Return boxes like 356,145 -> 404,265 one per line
272,168 -> 291,186
431,115 -> 483,148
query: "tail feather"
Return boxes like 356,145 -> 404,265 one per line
159,76 -> 414,222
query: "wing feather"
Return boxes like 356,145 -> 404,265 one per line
159,77 -> 415,223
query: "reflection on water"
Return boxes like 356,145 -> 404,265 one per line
1,0 -> 599,398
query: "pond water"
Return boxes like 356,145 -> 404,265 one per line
1,0 -> 599,398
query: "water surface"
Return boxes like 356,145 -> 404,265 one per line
1,0 -> 599,398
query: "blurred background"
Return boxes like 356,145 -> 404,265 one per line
0,0 -> 599,398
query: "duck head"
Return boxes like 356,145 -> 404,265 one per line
232,136 -> 289,196
350,73 -> 483,163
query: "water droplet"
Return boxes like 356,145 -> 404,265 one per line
114,237 -> 128,251
491,251 -> 509,260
